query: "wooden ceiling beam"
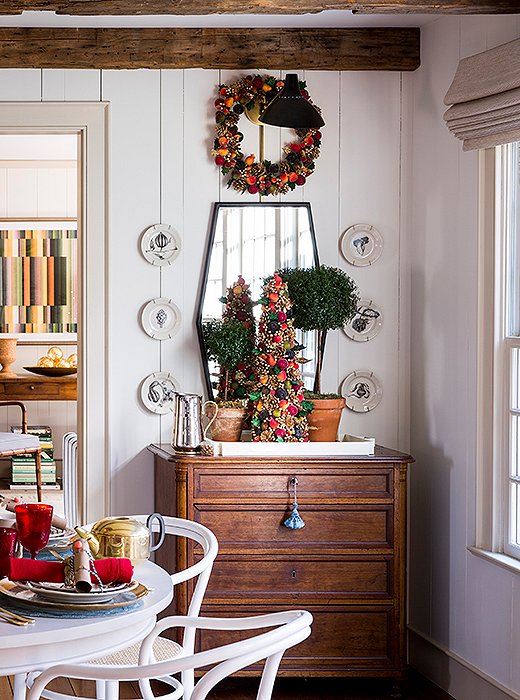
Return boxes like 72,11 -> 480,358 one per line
0,27 -> 420,70
0,0 -> 517,14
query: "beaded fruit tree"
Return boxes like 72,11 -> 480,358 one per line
217,275 -> 256,401
250,273 -> 313,442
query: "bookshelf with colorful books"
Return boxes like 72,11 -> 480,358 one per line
9,425 -> 57,487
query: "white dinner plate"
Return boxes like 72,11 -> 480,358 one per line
24,580 -> 136,604
140,298 -> 181,340
140,224 -> 181,266
0,578 -> 149,611
340,224 -> 383,266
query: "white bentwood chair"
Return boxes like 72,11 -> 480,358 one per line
20,515 -> 219,700
26,609 -> 313,700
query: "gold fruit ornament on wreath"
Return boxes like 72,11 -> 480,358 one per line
212,74 -> 323,197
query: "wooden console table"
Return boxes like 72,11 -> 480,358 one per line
150,443 -> 414,689
0,374 -> 77,401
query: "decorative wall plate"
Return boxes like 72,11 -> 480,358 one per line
340,224 -> 383,266
341,370 -> 382,413
343,299 -> 383,342
140,371 -> 179,414
141,298 -> 181,340
140,224 -> 181,266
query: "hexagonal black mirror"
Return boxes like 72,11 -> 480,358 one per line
196,202 -> 320,400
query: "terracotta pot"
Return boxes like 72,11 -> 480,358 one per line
0,338 -> 17,377
307,397 -> 346,442
208,406 -> 246,442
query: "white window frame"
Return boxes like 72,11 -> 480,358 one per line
475,144 -> 520,567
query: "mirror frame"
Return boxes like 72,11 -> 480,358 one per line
196,201 -> 320,400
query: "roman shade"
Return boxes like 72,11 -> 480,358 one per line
444,38 -> 520,151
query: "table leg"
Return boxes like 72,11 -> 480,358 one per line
13,673 -> 26,700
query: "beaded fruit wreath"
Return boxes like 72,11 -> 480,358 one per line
212,74 -> 322,197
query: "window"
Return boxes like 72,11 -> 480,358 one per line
477,142 -> 520,562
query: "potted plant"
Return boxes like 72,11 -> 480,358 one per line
279,265 -> 359,441
202,319 -> 255,441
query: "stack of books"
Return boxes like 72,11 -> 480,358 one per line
9,426 -> 57,488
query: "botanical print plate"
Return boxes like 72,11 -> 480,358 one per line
343,299 -> 383,342
140,298 -> 181,340
341,370 -> 383,413
140,371 -> 179,414
140,224 -> 181,266
340,224 -> 383,267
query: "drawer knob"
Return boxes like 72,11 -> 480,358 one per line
29,385 -> 36,390
283,476 -> 305,530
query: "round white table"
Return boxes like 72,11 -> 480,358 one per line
0,560 -> 173,677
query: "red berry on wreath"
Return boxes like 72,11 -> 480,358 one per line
289,172 -> 298,182
248,185 -> 258,194
290,143 -> 301,153
215,155 -> 225,166
296,175 -> 306,186
252,76 -> 264,89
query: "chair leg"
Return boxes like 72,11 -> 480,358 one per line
13,672 -> 27,700
105,680 -> 119,700
256,651 -> 284,700
35,449 -> 42,502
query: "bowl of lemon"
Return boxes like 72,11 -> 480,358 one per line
24,347 -> 78,377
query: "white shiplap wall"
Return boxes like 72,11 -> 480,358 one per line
407,13 -> 520,700
0,67 -> 405,516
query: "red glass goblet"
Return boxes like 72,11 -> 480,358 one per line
15,503 -> 53,559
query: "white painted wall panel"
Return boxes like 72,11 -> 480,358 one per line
7,168 -> 38,217
37,167 -> 68,217
0,70 -> 40,100
102,70 -> 162,516
338,72 -> 402,449
408,13 -> 520,699
42,69 -> 101,101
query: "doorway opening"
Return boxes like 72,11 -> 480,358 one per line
0,102 -> 108,524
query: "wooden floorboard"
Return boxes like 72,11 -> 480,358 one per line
4,672 -> 455,699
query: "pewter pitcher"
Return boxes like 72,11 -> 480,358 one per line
171,392 -> 217,452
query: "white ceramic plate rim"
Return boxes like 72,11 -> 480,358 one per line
140,297 -> 181,340
343,299 -> 383,342
341,370 -> 383,413
140,224 -> 181,267
340,224 -> 383,267
140,371 -> 179,414
25,580 -> 135,604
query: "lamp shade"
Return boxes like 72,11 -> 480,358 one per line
258,74 -> 325,129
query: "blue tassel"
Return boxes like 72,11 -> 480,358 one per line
283,477 -> 305,529
284,506 -> 305,529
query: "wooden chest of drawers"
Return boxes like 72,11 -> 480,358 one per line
151,444 -> 413,681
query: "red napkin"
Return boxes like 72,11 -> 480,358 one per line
7,557 -> 134,584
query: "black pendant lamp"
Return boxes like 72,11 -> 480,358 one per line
258,74 -> 325,129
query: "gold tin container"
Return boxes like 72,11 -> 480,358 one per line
89,514 -> 164,566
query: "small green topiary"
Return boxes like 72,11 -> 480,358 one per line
202,319 -> 255,402
279,265 -> 359,394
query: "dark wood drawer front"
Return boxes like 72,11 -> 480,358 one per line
194,469 -> 393,501
199,606 -> 396,672
194,505 -> 393,552
202,557 -> 392,601
0,377 -> 76,401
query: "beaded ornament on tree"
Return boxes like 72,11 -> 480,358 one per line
250,273 -> 312,442
217,275 -> 256,401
